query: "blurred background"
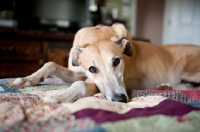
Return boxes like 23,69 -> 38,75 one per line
0,0 -> 200,78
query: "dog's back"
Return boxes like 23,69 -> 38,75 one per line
124,40 -> 200,89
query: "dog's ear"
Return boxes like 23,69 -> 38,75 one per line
111,24 -> 132,57
72,46 -> 82,66
111,36 -> 132,57
117,37 -> 132,57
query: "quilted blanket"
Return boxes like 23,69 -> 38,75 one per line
0,78 -> 200,132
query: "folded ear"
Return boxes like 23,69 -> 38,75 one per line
72,46 -> 82,66
111,24 -> 132,57
111,36 -> 132,57
117,37 -> 132,57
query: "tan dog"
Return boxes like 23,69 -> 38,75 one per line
8,24 -> 200,103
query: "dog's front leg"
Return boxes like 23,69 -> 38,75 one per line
42,81 -> 99,103
7,62 -> 86,88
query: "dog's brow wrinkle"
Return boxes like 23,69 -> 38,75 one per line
97,48 -> 100,54
81,44 -> 89,48
92,60 -> 96,67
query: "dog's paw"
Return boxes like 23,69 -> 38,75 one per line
42,89 -> 78,104
155,83 -> 173,90
43,95 -> 60,104
7,77 -> 41,88
42,91 -> 64,104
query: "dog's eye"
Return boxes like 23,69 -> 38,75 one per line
89,66 -> 97,73
113,58 -> 120,67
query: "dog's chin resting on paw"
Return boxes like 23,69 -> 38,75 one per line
8,24 -> 200,103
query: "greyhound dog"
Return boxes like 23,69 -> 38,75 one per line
8,24 -> 200,103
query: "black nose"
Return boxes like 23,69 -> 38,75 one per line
112,94 -> 127,103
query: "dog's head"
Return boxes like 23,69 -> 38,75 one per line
72,24 -> 132,103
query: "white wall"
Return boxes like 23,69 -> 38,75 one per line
162,0 -> 200,45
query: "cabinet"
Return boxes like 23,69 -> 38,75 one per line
0,28 -> 74,78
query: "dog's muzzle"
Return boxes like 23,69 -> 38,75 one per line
112,93 -> 127,103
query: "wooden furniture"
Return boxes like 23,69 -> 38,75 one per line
0,28 -> 74,78
0,27 -> 150,79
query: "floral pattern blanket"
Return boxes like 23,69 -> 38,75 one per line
0,78 -> 200,132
